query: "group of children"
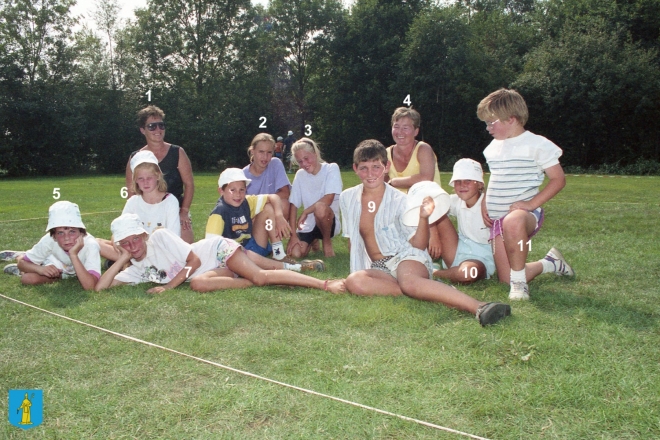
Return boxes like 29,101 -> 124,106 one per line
3,88 -> 574,327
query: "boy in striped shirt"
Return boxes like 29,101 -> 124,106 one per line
478,89 -> 574,300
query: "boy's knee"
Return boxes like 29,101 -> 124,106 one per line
313,202 -> 331,216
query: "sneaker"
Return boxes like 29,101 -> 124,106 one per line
103,259 -> 115,271
0,250 -> 24,261
544,247 -> 575,276
509,281 -> 530,301
476,302 -> 511,326
300,259 -> 325,272
4,264 -> 20,276
278,255 -> 299,265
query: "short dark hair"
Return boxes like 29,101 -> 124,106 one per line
353,139 -> 387,165
49,227 -> 86,238
137,105 -> 165,128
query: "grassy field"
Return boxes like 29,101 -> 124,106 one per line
0,171 -> 659,439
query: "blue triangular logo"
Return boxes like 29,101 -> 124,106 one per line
8,389 -> 43,430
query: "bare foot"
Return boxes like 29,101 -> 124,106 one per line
324,279 -> 346,294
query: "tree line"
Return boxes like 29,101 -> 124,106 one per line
1,0 -> 659,176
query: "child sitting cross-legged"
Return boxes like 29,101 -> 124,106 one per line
4,201 -> 100,291
95,213 -> 345,294
340,140 -> 511,326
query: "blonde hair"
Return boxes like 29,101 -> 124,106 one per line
132,162 -> 168,195
247,133 -> 276,163
391,107 -> 421,128
477,88 -> 529,126
290,137 -> 325,166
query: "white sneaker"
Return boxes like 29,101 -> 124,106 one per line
4,264 -> 20,276
509,281 -> 530,300
0,250 -> 24,261
545,247 -> 575,276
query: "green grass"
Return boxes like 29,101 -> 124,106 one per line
1,172 -> 659,439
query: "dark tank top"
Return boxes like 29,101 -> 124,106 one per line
130,145 -> 184,206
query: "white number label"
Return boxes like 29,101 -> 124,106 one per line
462,266 -> 478,279
265,219 -> 273,231
259,116 -> 267,128
305,124 -> 312,136
518,240 -> 532,251
52,188 -> 60,199
184,266 -> 192,277
403,94 -> 412,106
367,201 -> 376,213
146,89 -> 151,101
120,187 -> 128,198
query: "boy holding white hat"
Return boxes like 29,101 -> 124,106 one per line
4,201 -> 101,290
340,140 -> 511,326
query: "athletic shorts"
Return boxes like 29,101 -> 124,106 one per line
243,237 -> 272,257
441,235 -> 495,278
489,207 -> 544,241
297,217 -> 336,244
369,248 -> 434,280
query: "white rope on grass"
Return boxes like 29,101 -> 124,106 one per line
0,293 -> 490,440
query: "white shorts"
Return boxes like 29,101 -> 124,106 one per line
442,234 -> 495,278
371,247 -> 434,280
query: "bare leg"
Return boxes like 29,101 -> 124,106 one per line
252,204 -> 275,249
493,235 -> 546,284
345,270 -> 404,296
21,273 -> 60,286
313,202 -> 336,257
289,238 -> 311,259
502,210 -> 536,271
396,260 -> 483,314
190,267 -> 254,292
433,259 -> 487,284
434,215 -> 458,267
227,249 -> 345,293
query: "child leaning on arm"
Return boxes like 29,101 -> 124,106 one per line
477,88 -> 574,301
4,201 -> 100,291
339,139 -> 511,327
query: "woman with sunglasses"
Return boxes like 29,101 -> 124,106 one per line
125,106 -> 196,243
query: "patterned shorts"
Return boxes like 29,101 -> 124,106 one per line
370,255 -> 394,273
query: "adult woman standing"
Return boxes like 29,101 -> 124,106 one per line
126,106 -> 195,243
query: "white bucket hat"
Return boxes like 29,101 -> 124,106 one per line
111,213 -> 148,243
130,150 -> 160,173
46,201 -> 86,231
449,159 -> 484,187
402,181 -> 451,226
218,168 -> 251,188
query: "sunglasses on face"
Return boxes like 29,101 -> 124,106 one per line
145,122 -> 165,131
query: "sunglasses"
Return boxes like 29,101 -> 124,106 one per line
145,122 -> 165,131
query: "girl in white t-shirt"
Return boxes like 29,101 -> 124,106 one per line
98,151 -> 180,262
95,213 -> 345,294
286,138 -> 342,258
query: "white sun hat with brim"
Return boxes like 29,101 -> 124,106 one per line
449,158 -> 484,187
218,168 -> 251,188
46,201 -> 86,231
402,181 -> 451,226
111,213 -> 148,243
130,150 -> 160,173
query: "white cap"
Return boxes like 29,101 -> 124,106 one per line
46,201 -> 86,231
449,159 -> 483,187
287,130 -> 293,136
218,168 -> 251,188
277,136 -> 283,141
402,181 -> 450,226
130,151 -> 160,173
111,213 -> 148,243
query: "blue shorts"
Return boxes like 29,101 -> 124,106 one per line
243,237 -> 272,257
442,234 -> 495,278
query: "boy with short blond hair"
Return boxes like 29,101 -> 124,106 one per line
340,139 -> 511,326
477,88 -> 573,300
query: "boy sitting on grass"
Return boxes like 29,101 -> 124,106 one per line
3,201 -> 100,291
206,168 -> 321,270
477,89 -> 574,300
339,140 -> 511,326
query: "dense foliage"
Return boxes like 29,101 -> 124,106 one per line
1,0 -> 659,175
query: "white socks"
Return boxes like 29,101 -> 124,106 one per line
272,241 -> 286,260
510,268 -> 526,283
283,263 -> 301,272
540,258 -> 555,274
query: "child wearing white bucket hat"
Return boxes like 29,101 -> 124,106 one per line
4,201 -> 101,290
339,140 -> 511,326
95,213 -> 345,294
433,158 -> 574,292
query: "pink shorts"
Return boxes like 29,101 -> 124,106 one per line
489,207 -> 544,242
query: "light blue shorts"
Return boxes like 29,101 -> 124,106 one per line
442,234 -> 495,278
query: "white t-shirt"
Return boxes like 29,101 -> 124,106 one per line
114,228 -> 237,285
122,193 -> 181,236
289,162 -> 342,234
484,130 -> 562,220
448,194 -> 490,245
24,233 -> 101,279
